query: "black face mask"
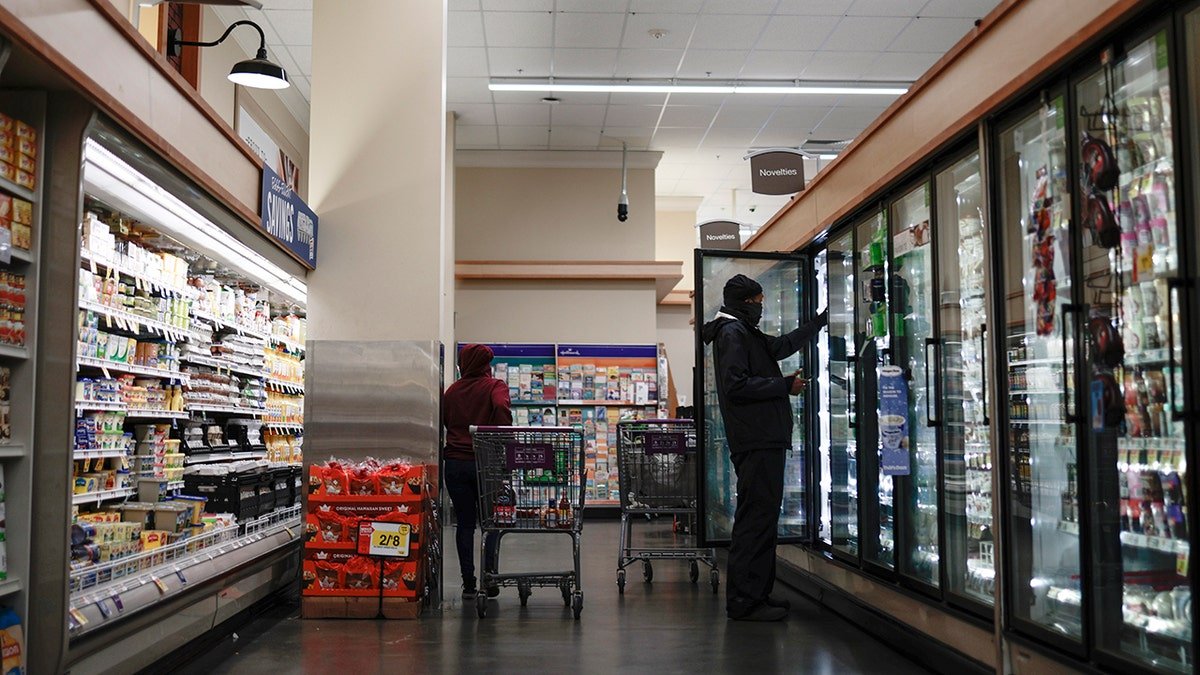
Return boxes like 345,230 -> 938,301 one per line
724,301 -> 762,327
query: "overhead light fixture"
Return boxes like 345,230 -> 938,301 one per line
167,20 -> 289,90
488,78 -> 909,96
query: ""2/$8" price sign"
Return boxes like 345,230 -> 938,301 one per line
357,521 -> 412,558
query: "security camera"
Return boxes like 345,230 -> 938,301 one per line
618,197 -> 629,222
749,205 -> 757,213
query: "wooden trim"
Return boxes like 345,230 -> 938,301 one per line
179,4 -> 202,88
745,0 -> 1146,254
456,260 -> 684,301
659,289 -> 692,306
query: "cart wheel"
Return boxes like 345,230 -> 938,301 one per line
617,569 -> 626,594
643,561 -> 653,583
475,593 -> 488,618
710,568 -> 720,594
572,592 -> 584,620
689,561 -> 700,584
518,581 -> 531,607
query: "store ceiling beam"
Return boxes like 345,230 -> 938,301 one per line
456,260 -> 683,302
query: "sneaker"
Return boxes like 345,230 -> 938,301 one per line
763,595 -> 791,611
461,584 -> 477,600
487,585 -> 500,598
728,604 -> 788,622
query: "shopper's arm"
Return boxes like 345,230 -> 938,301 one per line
768,309 -> 828,360
717,325 -> 790,401
491,380 -> 513,426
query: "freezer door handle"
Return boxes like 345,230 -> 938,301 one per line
1166,278 -> 1187,420
924,337 -> 939,427
1062,303 -> 1082,424
979,324 -> 989,426
847,355 -> 858,429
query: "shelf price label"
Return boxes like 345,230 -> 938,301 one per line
357,520 -> 411,558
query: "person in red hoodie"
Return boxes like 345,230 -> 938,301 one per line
443,344 -> 512,599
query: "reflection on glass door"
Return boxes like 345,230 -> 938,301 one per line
1080,29 -> 1191,672
856,211 -> 894,570
937,152 -> 996,608
696,252 -> 808,545
892,183 -> 939,588
999,96 -> 1083,641
821,233 -> 858,556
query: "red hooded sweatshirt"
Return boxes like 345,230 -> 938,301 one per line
443,344 -> 513,461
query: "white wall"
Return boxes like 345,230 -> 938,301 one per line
456,280 -> 657,345
656,304 -> 695,407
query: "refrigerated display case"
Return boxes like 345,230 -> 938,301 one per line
891,182 -> 939,589
935,152 -> 996,610
694,250 -> 809,546
996,94 -> 1084,644
1075,28 -> 1191,672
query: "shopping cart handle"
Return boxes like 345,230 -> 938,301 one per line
470,425 -> 578,433
616,419 -> 694,426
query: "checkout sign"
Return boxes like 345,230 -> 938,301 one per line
357,520 -> 412,558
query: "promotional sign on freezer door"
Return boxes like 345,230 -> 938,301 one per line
695,250 -> 809,546
998,95 -> 1084,645
1077,30 -> 1192,672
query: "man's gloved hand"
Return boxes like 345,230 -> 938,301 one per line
788,370 -> 805,395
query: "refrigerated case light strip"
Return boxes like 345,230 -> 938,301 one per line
72,487 -> 136,505
1120,531 -> 1188,555
79,248 -> 196,299
1008,358 -> 1064,366
79,300 -> 196,343
1008,389 -> 1066,396
77,356 -> 189,383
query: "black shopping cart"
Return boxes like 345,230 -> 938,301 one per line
615,419 -> 718,593
471,425 -> 585,619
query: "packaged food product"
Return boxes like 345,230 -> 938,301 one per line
314,559 -> 341,590
0,605 -> 24,675
343,556 -> 377,590
348,466 -> 377,495
10,200 -> 28,226
13,122 -> 34,143
13,170 -> 32,192
321,463 -> 347,496
315,508 -> 345,543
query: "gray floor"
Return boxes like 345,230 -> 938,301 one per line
177,519 -> 930,674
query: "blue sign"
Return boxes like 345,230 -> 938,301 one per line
878,365 -> 910,476
261,163 -> 318,268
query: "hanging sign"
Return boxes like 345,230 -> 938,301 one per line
698,220 -> 742,250
261,163 -> 318,268
746,148 -> 806,195
878,365 -> 910,476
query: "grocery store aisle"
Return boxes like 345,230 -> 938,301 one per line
172,520 -> 929,674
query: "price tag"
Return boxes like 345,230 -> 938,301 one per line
357,520 -> 411,558
96,599 -> 111,618
111,594 -> 124,611
1178,550 -> 1189,576
104,313 -> 112,329
151,576 -> 168,594
89,256 -> 97,275
175,568 -> 187,584
100,366 -> 111,379
69,608 -> 88,627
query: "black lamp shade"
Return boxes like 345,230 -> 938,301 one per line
228,57 -> 290,90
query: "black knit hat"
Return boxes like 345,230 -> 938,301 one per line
723,274 -> 763,305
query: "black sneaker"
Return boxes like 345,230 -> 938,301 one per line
462,581 -> 478,599
728,604 -> 788,622
764,596 -> 791,611
487,585 -> 500,598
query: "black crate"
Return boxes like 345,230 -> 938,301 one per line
256,472 -> 276,515
234,471 -> 261,521
272,467 -> 291,510
183,474 -> 235,513
289,466 -> 302,507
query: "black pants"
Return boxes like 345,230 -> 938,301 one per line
444,458 -> 498,584
726,448 -> 786,617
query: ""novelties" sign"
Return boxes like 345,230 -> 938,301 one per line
698,220 -> 741,250
261,162 -> 319,268
746,148 -> 806,195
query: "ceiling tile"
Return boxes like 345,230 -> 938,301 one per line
700,128 -> 759,147
774,0 -> 855,14
663,91 -> 730,106
614,49 -> 685,78
482,0 -> 552,10
629,0 -> 704,12
286,44 -> 311,76
658,105 -> 719,128
801,50 -> 881,79
456,125 -> 499,147
557,0 -> 628,11
451,103 -> 497,126
650,127 -> 705,148
554,13 -> 626,49
820,17 -> 910,51
655,174 -> 680,192
920,0 -> 1002,18
449,0 -> 480,9
868,51 -> 941,80
494,103 -> 552,125
290,74 -> 310,101
755,16 -> 840,51
691,14 -> 767,49
547,126 -> 603,148
603,105 -> 663,127
483,11 -> 553,48
767,106 -> 831,130
740,50 -> 813,79
713,105 -> 776,128
552,48 -> 620,77
598,127 -> 655,148
708,0 -> 779,14
677,50 -> 748,79
448,47 -> 490,77
262,9 -> 310,45
449,11 -> 487,47
498,126 -> 550,147
621,14 -> 699,50
680,164 -> 736,181
846,0 -> 927,16
448,77 -> 495,104
723,92 -> 789,107
776,92 -> 843,107
529,91 -> 612,105
608,91 -> 669,106
259,0 -> 312,9
549,104 -> 609,126
487,47 -> 553,76
244,10 -> 283,46
751,128 -> 811,147
823,105 -> 888,128
889,17 -> 977,52
268,45 -> 300,79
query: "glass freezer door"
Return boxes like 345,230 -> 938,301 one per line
1079,29 -> 1192,672
998,96 -> 1084,645
695,250 -> 810,547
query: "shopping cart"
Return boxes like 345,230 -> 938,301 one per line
615,419 -> 718,593
471,425 -> 585,619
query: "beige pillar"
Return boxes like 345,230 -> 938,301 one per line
306,0 -> 447,342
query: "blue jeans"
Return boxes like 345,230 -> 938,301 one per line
444,458 -> 499,584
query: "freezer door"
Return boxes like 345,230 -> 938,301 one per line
695,250 -> 811,547
1079,28 -> 1192,672
997,95 -> 1085,647
936,152 -> 997,611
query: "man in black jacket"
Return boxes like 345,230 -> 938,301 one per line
701,273 -> 827,621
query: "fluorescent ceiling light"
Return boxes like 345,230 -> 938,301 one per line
489,79 -> 909,96
83,139 -> 307,304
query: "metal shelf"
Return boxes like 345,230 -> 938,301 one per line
79,248 -> 194,298
186,403 -> 265,417
77,356 -> 189,383
0,175 -> 35,202
265,378 -> 303,394
269,335 -> 305,354
556,399 -> 657,406
0,343 -> 28,360
8,248 -> 32,264
264,423 -> 303,434
0,444 -> 24,459
182,353 -> 265,379
190,310 -> 269,342
124,409 -> 189,420
75,400 -> 127,413
78,299 -> 195,342
72,487 -> 136,505
0,578 -> 22,598
73,448 -> 129,460
185,450 -> 266,464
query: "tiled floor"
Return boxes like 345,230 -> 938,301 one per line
174,519 -> 929,674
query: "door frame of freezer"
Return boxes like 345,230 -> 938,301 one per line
693,248 -> 812,549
